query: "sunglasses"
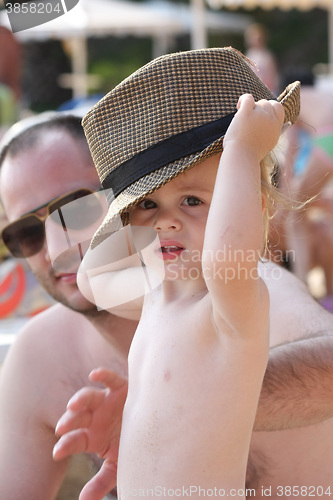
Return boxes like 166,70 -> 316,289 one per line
1,188 -> 103,259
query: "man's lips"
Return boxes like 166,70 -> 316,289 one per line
55,272 -> 77,284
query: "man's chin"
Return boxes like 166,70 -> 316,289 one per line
60,294 -> 98,315
34,273 -> 96,315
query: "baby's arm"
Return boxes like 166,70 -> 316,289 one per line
53,368 -> 127,500
203,94 -> 284,336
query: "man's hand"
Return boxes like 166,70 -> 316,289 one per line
53,368 -> 128,500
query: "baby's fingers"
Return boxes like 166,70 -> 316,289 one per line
237,94 -> 284,124
79,461 -> 117,500
264,99 -> 285,124
55,407 -> 93,437
89,367 -> 128,392
53,429 -> 89,461
237,93 -> 255,112
67,386 -> 108,411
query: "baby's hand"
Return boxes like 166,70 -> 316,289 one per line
224,94 -> 285,162
53,368 -> 128,500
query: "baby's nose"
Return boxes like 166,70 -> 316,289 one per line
153,209 -> 182,232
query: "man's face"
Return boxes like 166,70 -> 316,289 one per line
0,129 -> 101,313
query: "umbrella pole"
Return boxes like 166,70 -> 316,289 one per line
68,36 -> 88,99
191,0 -> 207,49
329,4 -> 333,74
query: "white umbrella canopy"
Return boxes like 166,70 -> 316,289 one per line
0,0 -> 250,40
208,0 -> 333,9
206,0 -> 333,68
0,0 -> 184,39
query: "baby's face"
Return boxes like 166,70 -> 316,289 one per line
128,154 -> 220,278
75,154 -> 221,309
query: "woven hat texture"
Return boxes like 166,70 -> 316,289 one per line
82,47 -> 300,247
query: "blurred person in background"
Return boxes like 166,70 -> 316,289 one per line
0,26 -> 21,131
244,23 -> 279,94
269,67 -> 333,311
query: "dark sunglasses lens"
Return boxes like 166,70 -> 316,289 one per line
49,190 -> 103,230
2,216 -> 44,258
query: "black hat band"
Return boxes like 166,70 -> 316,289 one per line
102,111 -> 237,197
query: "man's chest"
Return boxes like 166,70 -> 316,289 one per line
247,419 -> 333,498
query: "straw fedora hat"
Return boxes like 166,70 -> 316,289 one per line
83,47 -> 300,247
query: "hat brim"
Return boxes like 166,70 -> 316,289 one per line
91,80 -> 300,248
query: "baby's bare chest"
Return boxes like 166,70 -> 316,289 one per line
129,303 -> 215,375
127,302 -> 236,417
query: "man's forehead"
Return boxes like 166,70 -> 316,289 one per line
7,127 -> 86,161
2,132 -> 91,179
1,158 -> 89,219
0,130 -> 97,217
20,128 -> 79,154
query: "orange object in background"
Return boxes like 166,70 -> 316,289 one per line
0,259 -> 54,321
0,261 -> 26,317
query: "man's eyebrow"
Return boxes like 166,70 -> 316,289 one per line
21,195 -> 59,217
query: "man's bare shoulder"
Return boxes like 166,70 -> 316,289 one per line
259,261 -> 333,345
0,305 -> 102,428
3,304 -> 95,388
23,303 -> 92,331
14,304 -> 95,349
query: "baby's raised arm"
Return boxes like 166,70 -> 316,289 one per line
203,94 -> 285,336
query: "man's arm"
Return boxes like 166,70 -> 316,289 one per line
254,335 -> 333,431
255,261 -> 333,431
0,309 -> 71,500
0,305 -> 92,500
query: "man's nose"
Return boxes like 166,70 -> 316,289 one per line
44,216 -> 85,272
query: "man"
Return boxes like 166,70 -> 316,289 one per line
0,112 -> 333,500
0,113 -> 137,500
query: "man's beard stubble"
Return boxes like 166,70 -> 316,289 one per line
31,266 -> 99,317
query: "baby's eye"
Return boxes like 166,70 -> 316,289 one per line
183,196 -> 202,206
138,199 -> 157,210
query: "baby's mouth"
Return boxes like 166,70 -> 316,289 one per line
160,245 -> 184,253
155,242 -> 185,260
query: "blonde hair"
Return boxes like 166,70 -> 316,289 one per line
260,151 -> 305,258
261,155 -> 277,251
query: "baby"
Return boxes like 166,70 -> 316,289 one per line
53,48 -> 300,500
